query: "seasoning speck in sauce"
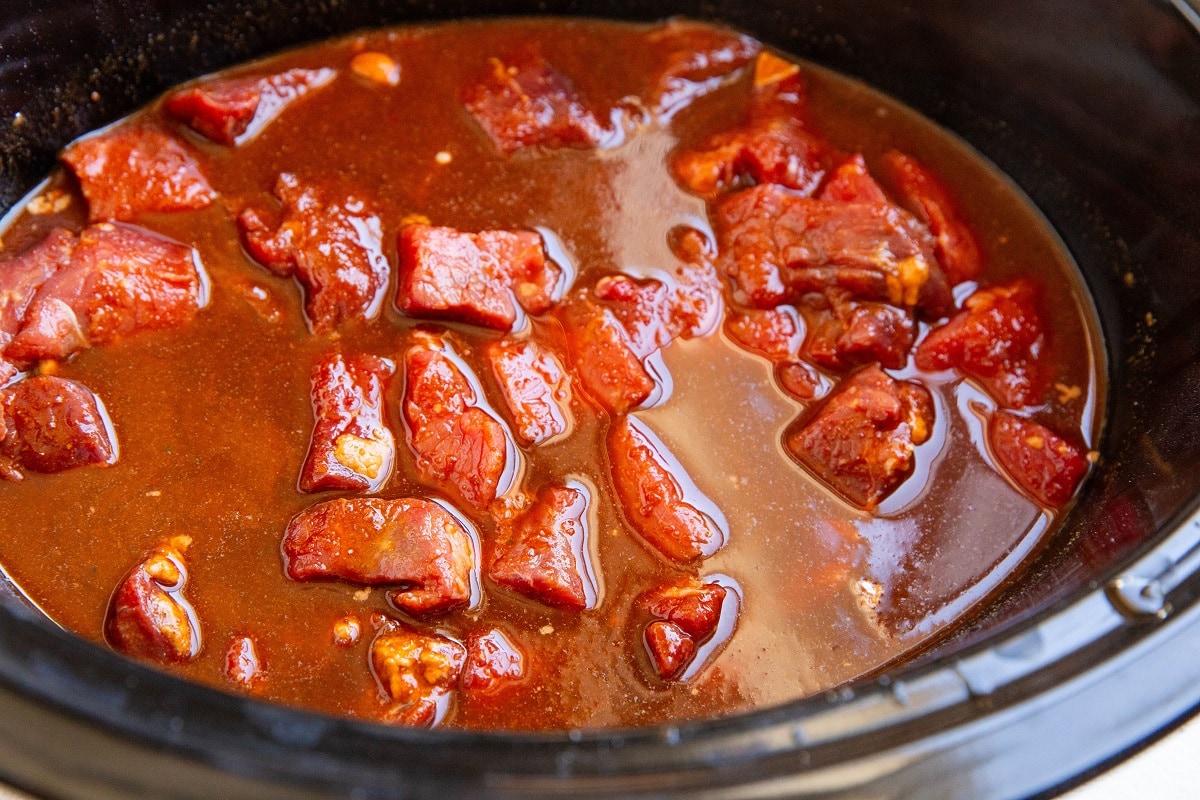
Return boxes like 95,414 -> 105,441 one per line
0,18 -> 1103,731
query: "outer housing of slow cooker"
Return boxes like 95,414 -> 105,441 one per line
1,0 -> 1199,798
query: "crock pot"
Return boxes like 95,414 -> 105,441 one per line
1,1 -> 1199,797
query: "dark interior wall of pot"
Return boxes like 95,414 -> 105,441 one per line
1,0 -> 1199,657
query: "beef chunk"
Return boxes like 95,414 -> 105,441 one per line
0,376 -> 117,479
558,290 -> 656,414
490,483 -> 595,610
396,224 -> 559,331
642,580 -> 727,640
915,279 -> 1047,408
785,365 -> 934,508
462,628 -> 526,696
225,635 -> 265,689
714,184 -> 952,317
238,173 -> 389,334
818,155 -> 888,205
463,52 -> 604,154
777,360 -> 823,401
164,68 -> 335,145
5,223 -> 207,363
485,339 -> 571,446
882,150 -> 982,284
300,352 -> 396,493
282,496 -> 475,616
0,229 -> 75,362
371,628 -> 466,728
402,335 -> 512,511
646,20 -> 760,118
61,124 -> 216,222
989,411 -> 1089,508
105,537 -> 200,664
608,416 -> 728,563
644,620 -> 695,681
802,295 -> 915,371
726,306 -> 804,361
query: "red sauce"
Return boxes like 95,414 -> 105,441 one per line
0,18 -> 1103,731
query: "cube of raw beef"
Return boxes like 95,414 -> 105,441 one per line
645,19 -> 760,118
61,123 -> 216,222
557,290 -> 656,414
989,411 -> 1089,508
4,223 -> 207,363
608,416 -> 728,563
282,496 -> 475,616
644,620 -> 695,681
371,628 -> 466,728
0,376 -> 117,480
785,365 -> 934,508
714,184 -> 953,317
882,150 -> 982,284
105,537 -> 200,664
490,483 -> 595,610
396,224 -> 558,331
915,279 -> 1048,408
485,339 -> 571,446
300,352 -> 395,493
641,580 -> 727,640
462,51 -> 605,154
238,173 -> 390,334
801,295 -> 915,371
164,67 -> 336,145
462,628 -> 526,696
402,334 -> 513,511
725,306 -> 804,361
0,229 -> 76,365
818,155 -> 888,205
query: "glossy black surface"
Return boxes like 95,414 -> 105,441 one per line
1,1 -> 1199,798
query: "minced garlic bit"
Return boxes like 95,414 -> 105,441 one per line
26,189 -> 71,215
145,490 -> 162,497
539,624 -> 555,635
332,616 -> 362,646
34,360 -> 59,376
854,579 -> 883,612
1054,382 -> 1082,404
350,52 -> 400,86
334,433 -> 388,479
353,588 -> 371,602
399,212 -> 432,228
1087,450 -> 1101,464
434,150 -> 453,165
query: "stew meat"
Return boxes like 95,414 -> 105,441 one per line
0,18 -> 1102,730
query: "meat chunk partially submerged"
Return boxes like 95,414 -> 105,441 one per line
557,290 -> 656,414
989,411 -> 1089,508
490,483 -> 595,610
105,537 -> 201,664
397,224 -> 559,331
785,365 -> 934,508
915,279 -> 1048,408
646,20 -> 760,118
819,155 -> 888,205
300,352 -> 396,493
3,224 -> 206,365
402,335 -> 514,511
283,497 -> 476,616
463,51 -> 605,154
485,339 -> 571,446
61,124 -> 216,222
165,68 -> 336,145
238,173 -> 390,334
371,628 -> 466,728
608,416 -> 728,563
802,295 -> 915,371
0,376 -> 117,480
644,621 -> 695,681
642,580 -> 727,640
882,150 -> 982,285
714,184 -> 952,317
0,229 -> 77,378
462,628 -> 526,696
640,578 -> 737,682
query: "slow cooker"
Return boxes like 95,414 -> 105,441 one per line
1,0 -> 1199,797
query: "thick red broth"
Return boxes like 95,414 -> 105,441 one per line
0,18 -> 1103,730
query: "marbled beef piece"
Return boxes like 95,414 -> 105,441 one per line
397,224 -> 559,331
490,483 -> 595,610
463,50 -> 606,154
0,376 -> 117,480
402,334 -> 513,511
165,68 -> 336,145
61,124 -> 216,222
485,339 -> 571,446
785,365 -> 934,509
4,223 -> 206,364
915,279 -> 1049,409
300,352 -> 395,493
608,416 -> 728,563
283,496 -> 476,616
238,173 -> 389,334
714,184 -> 952,317
371,628 -> 466,728
989,411 -> 1089,508
105,537 -> 200,664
